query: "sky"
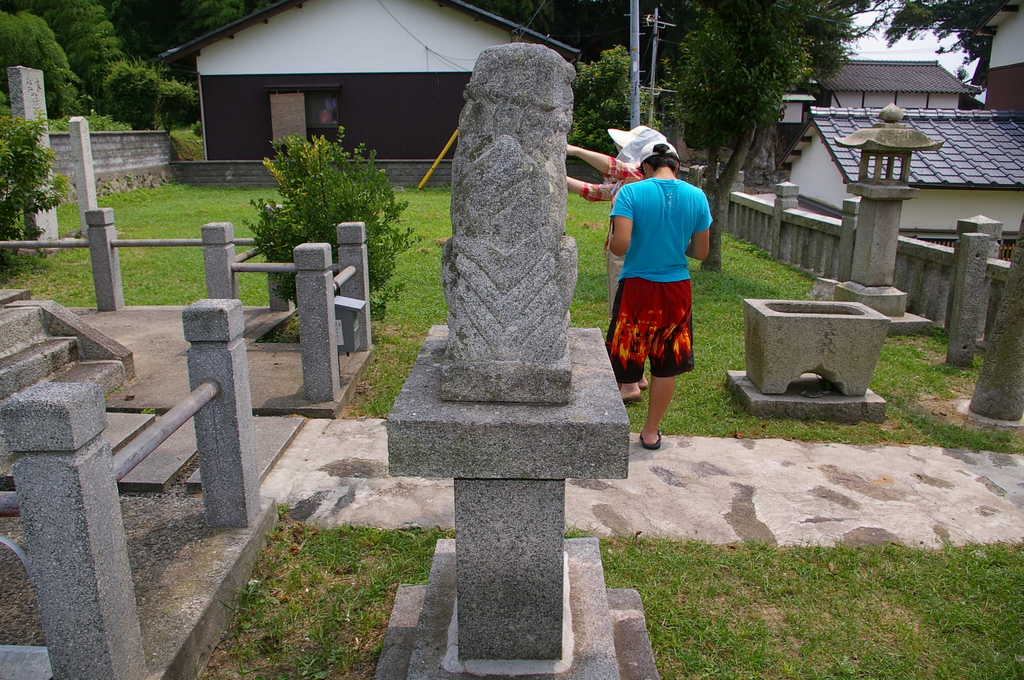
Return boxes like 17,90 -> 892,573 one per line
851,11 -> 978,80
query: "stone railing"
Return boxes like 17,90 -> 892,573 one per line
725,183 -> 1009,344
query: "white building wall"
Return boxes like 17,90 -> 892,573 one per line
991,9 -> 1024,69
901,189 -> 1024,237
788,130 -> 851,209
196,0 -> 512,75
830,91 -> 959,109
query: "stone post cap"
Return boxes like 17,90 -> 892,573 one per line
201,222 -> 234,244
0,383 -> 106,453
7,65 -> 43,78
85,208 -> 114,227
842,197 -> 861,215
293,242 -> 332,270
336,222 -> 366,245
957,215 -> 1003,232
775,182 -> 799,197
183,298 -> 245,342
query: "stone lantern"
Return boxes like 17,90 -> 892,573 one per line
833,104 -> 944,330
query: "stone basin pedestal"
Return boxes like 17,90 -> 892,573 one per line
726,299 -> 890,424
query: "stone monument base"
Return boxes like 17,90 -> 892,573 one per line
727,371 -> 886,424
833,282 -> 934,335
374,538 -> 659,680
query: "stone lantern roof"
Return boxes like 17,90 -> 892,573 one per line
834,104 -> 944,186
836,104 -> 945,153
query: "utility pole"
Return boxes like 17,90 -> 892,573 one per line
630,0 -> 641,128
645,8 -> 675,126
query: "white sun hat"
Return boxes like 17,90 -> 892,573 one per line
638,139 -> 679,165
608,126 -> 668,164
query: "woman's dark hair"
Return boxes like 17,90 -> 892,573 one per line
642,143 -> 680,173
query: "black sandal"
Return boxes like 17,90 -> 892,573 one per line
639,431 -> 661,450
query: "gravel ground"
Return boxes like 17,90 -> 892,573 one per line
0,471 -> 211,649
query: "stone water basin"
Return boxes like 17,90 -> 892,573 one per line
743,299 -> 891,396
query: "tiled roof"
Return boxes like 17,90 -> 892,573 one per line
820,60 -> 981,95
810,107 -> 1024,189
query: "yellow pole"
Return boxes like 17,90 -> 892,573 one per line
418,129 -> 459,190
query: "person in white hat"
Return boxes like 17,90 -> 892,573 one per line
606,140 -> 711,450
566,125 -> 668,400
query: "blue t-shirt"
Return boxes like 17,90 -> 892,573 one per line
610,178 -> 712,282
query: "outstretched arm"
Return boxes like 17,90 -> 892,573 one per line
567,144 -> 613,175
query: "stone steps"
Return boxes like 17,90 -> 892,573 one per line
0,337 -> 79,402
0,307 -> 46,359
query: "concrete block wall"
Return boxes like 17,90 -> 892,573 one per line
50,131 -> 173,199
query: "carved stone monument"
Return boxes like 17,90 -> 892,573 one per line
7,66 -> 59,241
379,44 -> 657,680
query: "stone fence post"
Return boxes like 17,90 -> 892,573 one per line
294,243 -> 340,402
837,198 -> 859,283
267,279 -> 293,312
184,299 -> 260,527
86,208 -> 124,311
203,222 -> 238,299
970,242 -> 1024,423
946,233 -> 991,368
336,221 -> 372,350
945,216 -> 1002,330
770,182 -> 799,259
69,116 -> 98,236
1,383 -> 146,680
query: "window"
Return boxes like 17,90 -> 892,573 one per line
305,91 -> 338,128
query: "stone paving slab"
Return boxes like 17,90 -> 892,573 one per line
261,418 -> 1024,548
74,307 -> 369,418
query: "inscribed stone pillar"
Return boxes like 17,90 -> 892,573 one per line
7,66 -> 59,241
969,243 -> 1024,422
69,116 -> 99,235
440,44 -> 577,405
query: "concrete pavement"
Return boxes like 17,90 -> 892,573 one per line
261,418 -> 1024,549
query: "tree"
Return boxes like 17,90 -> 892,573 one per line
182,0 -> 245,36
250,134 -> 414,319
20,0 -> 122,101
0,11 -> 80,117
884,0 -> 1000,80
0,115 -> 69,266
670,0 -> 813,271
568,46 -> 631,156
102,59 -> 197,130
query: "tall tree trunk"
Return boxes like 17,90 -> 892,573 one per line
701,127 -> 754,272
745,124 -> 777,192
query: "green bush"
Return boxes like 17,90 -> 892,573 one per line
249,133 -> 414,320
102,59 -> 160,129
0,115 -> 69,265
47,114 -> 131,131
102,60 -> 198,130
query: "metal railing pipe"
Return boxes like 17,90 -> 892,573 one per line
112,380 -> 219,481
232,262 -> 297,274
0,491 -> 19,517
235,248 -> 259,263
111,238 -> 204,248
333,265 -> 356,291
0,240 -> 88,249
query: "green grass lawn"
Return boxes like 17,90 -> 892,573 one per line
201,518 -> 1024,680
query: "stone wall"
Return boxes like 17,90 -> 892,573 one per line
50,131 -> 173,198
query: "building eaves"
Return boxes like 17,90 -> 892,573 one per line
159,0 -> 578,65
819,60 -> 981,95
806,106 -> 1024,190
973,0 -> 1020,37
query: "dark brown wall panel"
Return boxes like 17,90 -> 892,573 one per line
200,72 -> 471,161
986,64 -> 1024,111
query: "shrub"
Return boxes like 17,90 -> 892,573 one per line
250,133 -> 413,320
103,59 -> 160,129
47,114 -> 131,131
102,60 -> 198,130
0,115 -> 69,266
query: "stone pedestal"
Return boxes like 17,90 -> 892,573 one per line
384,327 -> 651,678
